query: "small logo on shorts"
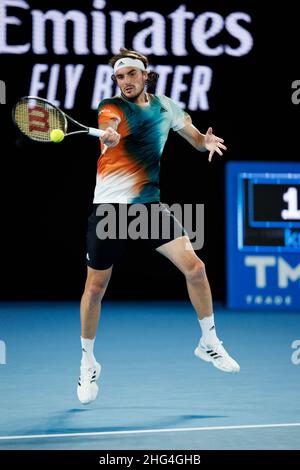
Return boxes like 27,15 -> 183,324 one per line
86,253 -> 90,261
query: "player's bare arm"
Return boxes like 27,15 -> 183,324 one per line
177,116 -> 227,162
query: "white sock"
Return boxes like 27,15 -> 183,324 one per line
199,314 -> 218,345
81,337 -> 96,367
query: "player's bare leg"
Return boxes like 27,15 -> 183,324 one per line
80,266 -> 112,339
77,266 -> 112,404
156,236 -> 213,319
156,236 -> 240,373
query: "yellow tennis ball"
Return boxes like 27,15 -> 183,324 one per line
50,129 -> 65,143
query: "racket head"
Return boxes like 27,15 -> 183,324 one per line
12,96 -> 67,142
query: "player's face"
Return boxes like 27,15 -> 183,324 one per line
115,67 -> 147,100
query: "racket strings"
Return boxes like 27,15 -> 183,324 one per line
14,98 -> 65,142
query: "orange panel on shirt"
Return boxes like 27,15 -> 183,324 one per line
97,104 -> 147,195
98,104 -> 129,134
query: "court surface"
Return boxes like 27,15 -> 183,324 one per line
0,301 -> 299,450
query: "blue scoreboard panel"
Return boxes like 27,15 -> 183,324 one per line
226,162 -> 300,310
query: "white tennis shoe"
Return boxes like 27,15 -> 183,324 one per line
77,362 -> 101,404
195,339 -> 240,373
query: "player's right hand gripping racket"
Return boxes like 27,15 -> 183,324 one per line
12,96 -> 105,142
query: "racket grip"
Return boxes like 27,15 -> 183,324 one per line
88,127 -> 105,138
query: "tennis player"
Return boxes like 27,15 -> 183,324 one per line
77,48 -> 240,404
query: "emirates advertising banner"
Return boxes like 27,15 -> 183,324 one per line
0,0 -> 254,110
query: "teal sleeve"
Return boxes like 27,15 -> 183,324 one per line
162,96 -> 190,131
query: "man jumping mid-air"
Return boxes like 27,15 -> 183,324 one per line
77,48 -> 240,405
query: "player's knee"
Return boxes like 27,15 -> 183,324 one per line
85,281 -> 107,301
185,259 -> 206,283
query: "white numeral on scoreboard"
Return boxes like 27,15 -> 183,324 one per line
281,187 -> 300,220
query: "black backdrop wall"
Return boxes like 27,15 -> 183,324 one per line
0,0 -> 298,300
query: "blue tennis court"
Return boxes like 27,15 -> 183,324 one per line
0,301 -> 299,450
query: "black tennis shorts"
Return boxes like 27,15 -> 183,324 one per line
86,202 -> 187,270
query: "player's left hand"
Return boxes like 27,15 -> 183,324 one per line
204,127 -> 227,162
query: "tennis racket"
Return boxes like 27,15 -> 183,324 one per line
12,96 -> 105,142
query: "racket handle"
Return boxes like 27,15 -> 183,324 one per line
87,127 -> 105,138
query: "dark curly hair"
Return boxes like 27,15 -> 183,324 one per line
109,48 -> 159,93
